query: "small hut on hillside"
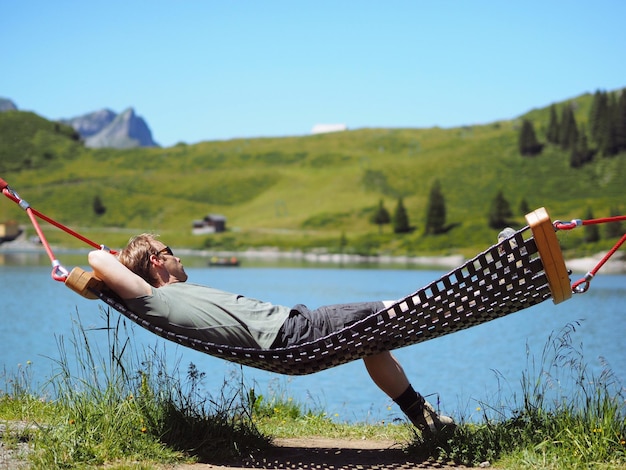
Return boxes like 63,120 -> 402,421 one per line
192,214 -> 227,234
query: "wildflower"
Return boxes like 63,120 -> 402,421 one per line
334,413 -> 339,417
26,360 -> 32,365
592,428 -> 603,433
476,407 -> 481,411
619,438 -> 625,446
69,419 -> 76,425
141,427 -> 147,433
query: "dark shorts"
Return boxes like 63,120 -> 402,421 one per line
270,301 -> 385,348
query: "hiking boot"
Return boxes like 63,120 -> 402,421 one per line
405,394 -> 455,436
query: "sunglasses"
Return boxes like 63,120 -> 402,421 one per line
157,246 -> 174,257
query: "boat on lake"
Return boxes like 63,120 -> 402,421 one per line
208,256 -> 240,267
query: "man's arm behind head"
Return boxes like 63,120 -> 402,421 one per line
88,249 -> 152,300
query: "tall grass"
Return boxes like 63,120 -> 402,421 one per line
1,312 -> 624,469
2,308 -> 269,468
408,321 -> 626,468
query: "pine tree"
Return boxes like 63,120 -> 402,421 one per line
424,180 -> 446,234
570,139 -> 583,168
93,195 -> 106,216
518,120 -> 542,156
338,231 -> 348,254
587,89 -> 626,156
570,127 -> 592,168
559,105 -> 579,150
393,198 -> 411,234
603,94 -> 619,156
546,104 -> 560,144
583,207 -> 600,243
589,90 -> 607,144
605,206 -> 624,239
371,199 -> 391,233
595,92 -> 619,157
488,190 -> 513,229
615,90 -> 626,153
519,198 -> 530,216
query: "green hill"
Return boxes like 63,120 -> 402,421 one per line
0,110 -> 82,173
1,91 -> 624,258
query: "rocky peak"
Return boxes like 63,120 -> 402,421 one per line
0,98 -> 18,112
62,107 -> 159,148
62,109 -> 116,138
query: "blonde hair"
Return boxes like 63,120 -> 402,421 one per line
117,233 -> 161,286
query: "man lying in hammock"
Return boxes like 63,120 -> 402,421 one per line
88,233 -> 455,436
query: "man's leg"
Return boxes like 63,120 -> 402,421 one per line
278,300 -> 454,435
362,350 -> 409,398
362,351 -> 455,436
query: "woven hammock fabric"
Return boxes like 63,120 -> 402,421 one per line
96,227 -> 553,375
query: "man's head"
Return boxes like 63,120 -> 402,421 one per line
118,233 -> 188,287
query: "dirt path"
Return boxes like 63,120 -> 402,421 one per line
0,422 -> 34,470
2,429 -> 484,469
171,437 -> 478,470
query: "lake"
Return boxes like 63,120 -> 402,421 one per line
1,255 -> 624,424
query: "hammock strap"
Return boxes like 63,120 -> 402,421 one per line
0,177 -> 114,281
553,214 -> 626,293
554,214 -> 626,230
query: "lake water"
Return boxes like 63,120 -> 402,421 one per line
1,255 -> 624,424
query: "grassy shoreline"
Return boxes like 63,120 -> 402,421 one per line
1,310 -> 625,469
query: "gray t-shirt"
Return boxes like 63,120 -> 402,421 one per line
124,283 -> 291,349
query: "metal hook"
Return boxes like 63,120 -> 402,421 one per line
571,272 -> 593,294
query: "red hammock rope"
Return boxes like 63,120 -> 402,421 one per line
554,215 -> 626,293
554,215 -> 626,230
0,177 -> 116,281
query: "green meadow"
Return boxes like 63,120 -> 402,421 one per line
1,90 -> 624,258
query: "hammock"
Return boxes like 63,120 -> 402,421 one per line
4,176 -> 623,376
65,208 -> 572,375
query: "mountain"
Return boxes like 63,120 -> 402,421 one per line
63,109 -> 116,138
61,107 -> 159,149
0,98 -> 18,112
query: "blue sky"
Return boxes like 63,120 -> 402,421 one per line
2,1 -> 625,147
